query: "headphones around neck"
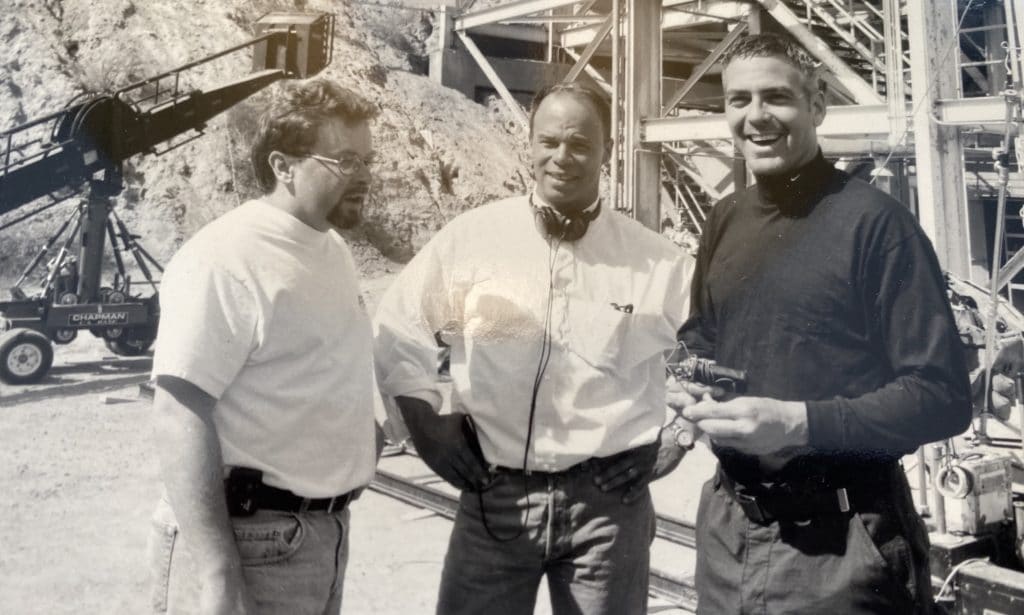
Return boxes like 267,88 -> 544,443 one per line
531,199 -> 601,242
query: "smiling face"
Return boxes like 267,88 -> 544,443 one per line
293,117 -> 373,229
722,54 -> 825,178
530,92 -> 610,215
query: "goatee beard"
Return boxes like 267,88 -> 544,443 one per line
330,209 -> 360,229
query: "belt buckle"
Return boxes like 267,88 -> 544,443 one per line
736,491 -> 769,524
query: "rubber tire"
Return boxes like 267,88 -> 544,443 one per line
53,328 -> 78,345
0,329 -> 54,385
105,330 -> 154,356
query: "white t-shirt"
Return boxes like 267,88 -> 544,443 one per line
153,200 -> 376,497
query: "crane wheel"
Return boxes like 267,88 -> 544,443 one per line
53,328 -> 78,345
105,327 -> 155,356
0,329 -> 54,385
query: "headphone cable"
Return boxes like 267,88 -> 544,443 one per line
478,236 -> 561,542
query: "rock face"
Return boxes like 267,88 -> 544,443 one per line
0,0 -> 530,288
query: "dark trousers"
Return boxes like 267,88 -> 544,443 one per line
695,464 -> 934,615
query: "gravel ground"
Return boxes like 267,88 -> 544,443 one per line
0,334 -> 458,615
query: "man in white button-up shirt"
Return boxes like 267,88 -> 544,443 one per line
374,83 -> 695,615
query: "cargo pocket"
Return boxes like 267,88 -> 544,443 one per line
233,512 -> 307,566
849,509 -> 916,608
147,519 -> 178,613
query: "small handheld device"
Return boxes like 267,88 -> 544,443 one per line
668,356 -> 748,395
224,467 -> 263,517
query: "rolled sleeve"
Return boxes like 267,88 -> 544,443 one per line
373,233 -> 455,409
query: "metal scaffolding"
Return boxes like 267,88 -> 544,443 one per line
441,0 -> 1024,284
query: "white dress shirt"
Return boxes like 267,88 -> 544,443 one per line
374,195 -> 694,472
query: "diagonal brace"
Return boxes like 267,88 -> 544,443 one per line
663,22 -> 747,112
455,30 -> 530,131
564,14 -> 614,83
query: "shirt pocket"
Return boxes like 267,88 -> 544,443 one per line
567,299 -> 668,372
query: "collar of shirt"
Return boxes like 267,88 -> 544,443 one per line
530,190 -> 601,218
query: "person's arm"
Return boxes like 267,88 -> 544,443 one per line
396,396 -> 490,490
675,197 -> 726,361
592,422 -> 689,504
805,226 -> 972,453
374,226 -> 491,489
152,376 -> 255,615
681,221 -> 971,457
150,245 -> 259,613
373,228 -> 456,422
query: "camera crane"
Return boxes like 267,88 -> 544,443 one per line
0,12 -> 334,384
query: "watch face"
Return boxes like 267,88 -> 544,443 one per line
674,426 -> 695,449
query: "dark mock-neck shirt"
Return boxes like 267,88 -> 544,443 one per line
679,153 -> 970,482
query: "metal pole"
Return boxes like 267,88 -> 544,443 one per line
931,444 -> 948,535
1016,373 -> 1024,459
626,0 -> 661,229
916,447 -> 930,517
610,0 -> 620,212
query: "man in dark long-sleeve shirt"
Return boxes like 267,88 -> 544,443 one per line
670,34 -> 971,614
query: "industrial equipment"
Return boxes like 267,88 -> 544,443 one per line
935,451 -> 1015,536
0,11 -> 334,384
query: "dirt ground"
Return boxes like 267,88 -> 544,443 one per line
0,268 -> 704,614
0,273 -> 459,615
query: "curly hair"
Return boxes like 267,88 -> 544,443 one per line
721,33 -> 825,99
529,82 -> 611,142
251,79 -> 378,193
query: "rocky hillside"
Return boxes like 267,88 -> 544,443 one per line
0,0 -> 530,289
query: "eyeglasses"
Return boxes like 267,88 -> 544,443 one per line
306,153 -> 375,176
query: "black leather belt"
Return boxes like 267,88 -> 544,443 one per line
255,484 -> 355,513
717,468 -> 863,525
491,457 -> 601,477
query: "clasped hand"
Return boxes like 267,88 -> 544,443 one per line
666,378 -> 808,456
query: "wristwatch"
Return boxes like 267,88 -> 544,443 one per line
667,420 -> 696,451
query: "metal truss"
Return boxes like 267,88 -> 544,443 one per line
443,0 -> 1024,281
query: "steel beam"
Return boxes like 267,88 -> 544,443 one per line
754,0 -> 883,105
455,31 -> 530,131
505,15 -> 607,24
663,22 -> 747,112
649,568 -> 699,612
882,0 -> 907,148
561,1 -> 749,49
456,0 -> 581,31
643,103 -> 894,142
626,0 -> 662,229
937,96 -> 1017,125
908,0 -> 972,279
611,0 -> 621,212
564,14 -> 614,83
471,23 -> 549,44
562,48 -> 613,94
661,77 -> 721,109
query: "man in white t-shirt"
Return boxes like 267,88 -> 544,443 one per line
148,79 -> 379,615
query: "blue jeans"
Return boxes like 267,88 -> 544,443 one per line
437,462 -> 656,615
147,497 -> 350,615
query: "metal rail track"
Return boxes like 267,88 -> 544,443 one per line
370,468 -> 699,610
